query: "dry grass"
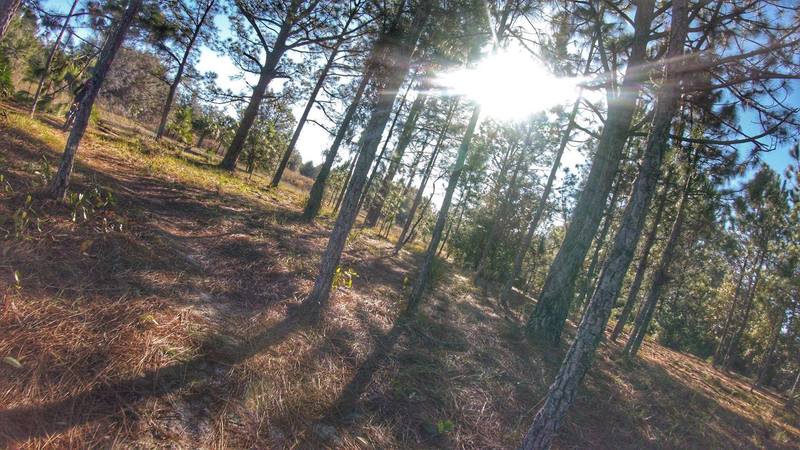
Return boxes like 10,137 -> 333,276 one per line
1,102 -> 798,449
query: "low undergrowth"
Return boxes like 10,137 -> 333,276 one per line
1,104 -> 798,449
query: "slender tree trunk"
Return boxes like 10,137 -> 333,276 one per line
407,105 -> 480,311
0,0 -> 21,43
754,314 -> 783,388
475,134 -> 528,280
364,89 -> 428,226
519,3 -> 686,445
334,146 -> 361,212
610,168 -> 674,341
526,0 -> 655,344
723,252 -> 765,369
623,165 -> 693,357
713,251 -> 751,365
498,31 -> 598,307
155,0 -> 214,139
394,100 -> 456,254
304,2 -> 430,311
787,368 -> 800,408
219,8 -> 295,171
272,35 -> 347,187
30,0 -> 79,117
50,0 -> 142,200
302,70 -> 372,220
574,170 -> 625,312
357,81 -> 413,214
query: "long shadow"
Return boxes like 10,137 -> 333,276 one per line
0,307 -> 317,446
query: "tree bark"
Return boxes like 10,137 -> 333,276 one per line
610,168 -> 674,341
407,105 -> 480,311
219,6 -> 295,171
356,80 -> 413,214
713,249 -> 751,365
155,0 -> 215,140
364,88 -> 427,226
722,251 -> 765,369
526,0 -> 655,344
574,169 -> 625,313
50,0 -> 142,200
302,70 -> 372,220
304,2 -> 430,311
519,2 -> 686,445
623,162 -> 693,357
394,99 -> 457,254
0,0 -> 21,43
30,0 -> 79,117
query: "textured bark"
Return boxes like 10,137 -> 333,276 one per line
364,88 -> 427,226
624,165 -> 692,357
333,148 -> 360,212
0,0 -> 21,43
219,6 -> 295,171
272,33 -> 347,187
304,2 -> 430,310
394,100 -> 457,254
574,170 -> 625,312
407,105 -> 480,311
30,0 -> 79,117
526,0 -> 655,344
713,251 -> 750,364
610,169 -> 674,342
519,1 -> 686,445
357,82 -> 412,214
722,252 -> 765,369
155,0 -> 215,140
302,70 -> 372,220
50,0 -> 142,200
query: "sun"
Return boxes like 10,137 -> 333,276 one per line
434,48 -> 579,121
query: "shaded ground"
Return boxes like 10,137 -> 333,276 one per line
1,103 -> 798,449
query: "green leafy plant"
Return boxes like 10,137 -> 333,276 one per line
10,194 -> 39,239
332,266 -> 358,290
65,181 -> 116,223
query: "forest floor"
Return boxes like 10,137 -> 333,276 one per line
1,102 -> 799,449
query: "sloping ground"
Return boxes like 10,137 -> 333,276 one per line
1,105 -> 798,449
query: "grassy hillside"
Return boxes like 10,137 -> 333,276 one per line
1,104 -> 798,449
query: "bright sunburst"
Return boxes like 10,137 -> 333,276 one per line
434,48 -> 580,121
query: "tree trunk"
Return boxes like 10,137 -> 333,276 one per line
219,9 -> 295,171
155,0 -> 214,140
271,35 -> 346,187
623,162 -> 693,357
357,80 -> 413,214
574,169 -> 625,312
519,2 -> 686,445
364,88 -> 427,226
407,105 -> 481,311
722,252 -> 765,369
713,250 -> 751,365
525,0 -> 655,344
30,0 -> 79,117
302,70 -> 372,220
50,0 -> 142,200
394,100 -> 457,254
0,0 -> 21,43
610,168 -> 674,341
334,146 -> 361,212
754,313 -> 783,388
475,132 -> 528,279
304,2 -> 430,311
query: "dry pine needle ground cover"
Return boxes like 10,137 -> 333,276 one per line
0,103 -> 798,449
